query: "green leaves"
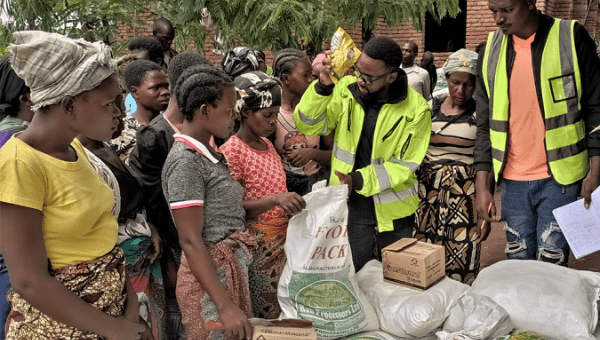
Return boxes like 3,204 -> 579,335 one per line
157,0 -> 339,55
337,0 -> 459,31
0,0 -> 149,56
0,0 -> 460,59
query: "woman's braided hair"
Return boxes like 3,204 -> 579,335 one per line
175,64 -> 233,122
167,52 -> 210,94
272,48 -> 309,79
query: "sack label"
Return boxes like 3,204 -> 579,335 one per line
289,270 -> 367,338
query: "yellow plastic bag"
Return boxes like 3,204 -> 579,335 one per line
328,28 -> 361,84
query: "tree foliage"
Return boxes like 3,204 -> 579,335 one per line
337,0 -> 461,45
339,0 -> 460,32
0,0 -> 149,56
0,0 -> 461,58
157,0 -> 459,55
156,0 -> 341,56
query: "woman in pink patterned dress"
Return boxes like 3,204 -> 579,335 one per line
220,71 -> 305,319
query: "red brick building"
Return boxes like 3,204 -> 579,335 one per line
117,0 -> 599,68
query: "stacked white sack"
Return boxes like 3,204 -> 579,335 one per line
356,260 -> 469,338
468,260 -> 600,340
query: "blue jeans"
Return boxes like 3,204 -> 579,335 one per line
348,214 -> 416,272
500,178 -> 579,265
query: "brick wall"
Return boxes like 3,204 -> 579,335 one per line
116,3 -> 156,51
116,0 -> 599,68
537,0 -> 600,40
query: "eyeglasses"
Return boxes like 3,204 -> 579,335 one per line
354,67 -> 396,86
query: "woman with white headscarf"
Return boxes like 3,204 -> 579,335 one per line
0,31 -> 147,339
415,49 -> 489,285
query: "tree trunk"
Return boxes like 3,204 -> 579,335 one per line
361,18 -> 372,48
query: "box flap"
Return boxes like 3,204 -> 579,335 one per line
382,238 -> 417,252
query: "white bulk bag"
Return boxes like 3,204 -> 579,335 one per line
469,260 -> 600,340
356,260 -> 468,338
278,184 -> 379,339
340,331 -> 437,340
440,293 -> 514,338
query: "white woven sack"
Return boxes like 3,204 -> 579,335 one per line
356,260 -> 469,338
434,331 -> 479,340
441,293 -> 514,338
469,260 -> 600,340
277,184 -> 379,339
340,330 -> 437,340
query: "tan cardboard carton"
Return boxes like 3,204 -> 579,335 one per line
381,238 -> 445,291
251,318 -> 317,340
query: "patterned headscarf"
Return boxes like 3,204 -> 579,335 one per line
234,71 -> 282,115
222,47 -> 266,79
443,48 -> 478,76
8,31 -> 117,111
0,56 -> 29,118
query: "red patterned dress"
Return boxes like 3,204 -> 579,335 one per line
220,135 -> 289,319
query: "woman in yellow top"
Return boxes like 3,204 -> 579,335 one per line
0,31 -> 147,339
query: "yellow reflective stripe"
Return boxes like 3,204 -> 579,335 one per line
297,109 -> 327,127
373,164 -> 392,192
373,183 -> 418,205
332,141 -> 355,165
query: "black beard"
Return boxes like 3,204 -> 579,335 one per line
360,86 -> 384,102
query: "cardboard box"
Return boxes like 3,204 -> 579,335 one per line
251,318 -> 317,340
381,238 -> 445,291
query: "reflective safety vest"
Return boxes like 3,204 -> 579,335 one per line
482,19 -> 588,185
294,76 -> 431,232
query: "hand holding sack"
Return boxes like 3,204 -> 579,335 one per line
278,184 -> 379,339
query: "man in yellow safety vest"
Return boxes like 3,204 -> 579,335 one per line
474,0 -> 600,265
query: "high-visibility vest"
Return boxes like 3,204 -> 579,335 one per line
294,76 -> 431,232
482,19 -> 589,185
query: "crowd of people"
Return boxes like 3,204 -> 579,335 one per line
0,0 -> 600,338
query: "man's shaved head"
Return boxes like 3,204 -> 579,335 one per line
153,18 -> 175,51
153,18 -> 174,34
421,51 -> 434,67
406,41 -> 418,55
